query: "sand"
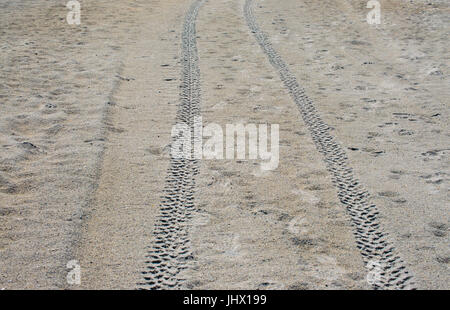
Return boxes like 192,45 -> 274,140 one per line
0,0 -> 448,289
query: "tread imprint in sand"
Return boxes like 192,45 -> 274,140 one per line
138,0 -> 205,290
244,0 -> 415,290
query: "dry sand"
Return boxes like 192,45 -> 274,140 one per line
0,0 -> 448,289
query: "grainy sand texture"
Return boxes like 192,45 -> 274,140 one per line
0,0 -> 448,290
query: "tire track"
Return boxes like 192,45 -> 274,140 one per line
244,0 -> 415,289
138,0 -> 205,290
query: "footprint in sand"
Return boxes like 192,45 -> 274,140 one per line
191,212 -> 211,227
291,188 -> 320,204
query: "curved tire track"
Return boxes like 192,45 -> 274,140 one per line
138,0 -> 205,290
244,0 -> 415,290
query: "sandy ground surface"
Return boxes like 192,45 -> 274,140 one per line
252,0 -> 449,289
0,0 -> 448,289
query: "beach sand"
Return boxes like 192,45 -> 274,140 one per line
0,0 -> 448,289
